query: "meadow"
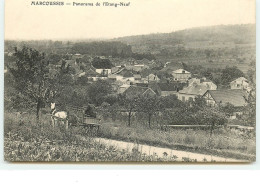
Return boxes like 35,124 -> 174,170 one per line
4,112 -> 183,162
4,110 -> 256,162
98,121 -> 256,161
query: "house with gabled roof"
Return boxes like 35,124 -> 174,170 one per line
202,89 -> 248,107
59,59 -> 83,75
77,68 -> 108,82
178,83 -> 211,101
172,69 -> 191,82
85,68 -> 100,77
111,66 -> 120,74
134,74 -> 142,81
156,83 -> 186,96
188,77 -> 217,90
147,74 -> 160,82
161,62 -> 185,74
123,85 -> 157,99
118,84 -> 131,94
200,78 -> 217,90
230,77 -> 250,91
122,70 -> 135,82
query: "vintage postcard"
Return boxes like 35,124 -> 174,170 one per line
4,0 -> 256,163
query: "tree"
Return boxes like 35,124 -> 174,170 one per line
87,80 -> 112,106
199,107 -> 227,136
221,66 -> 244,85
243,85 -> 256,126
159,95 -> 184,109
8,47 -> 52,121
137,96 -> 163,128
99,102 -> 111,121
120,95 -> 139,126
77,75 -> 88,85
191,96 -> 207,111
220,103 -> 236,118
201,70 -> 214,81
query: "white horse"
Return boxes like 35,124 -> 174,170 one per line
51,103 -> 68,129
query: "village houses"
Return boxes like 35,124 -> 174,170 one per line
202,89 -> 248,107
172,69 -> 191,82
230,77 -> 251,92
177,76 -> 217,102
123,85 -> 157,99
188,77 -> 217,90
178,83 -> 212,101
118,84 -> 131,94
202,89 -> 248,119
152,83 -> 187,96
147,74 -> 160,82
91,57 -> 113,76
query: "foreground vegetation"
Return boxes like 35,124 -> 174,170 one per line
4,112 -> 187,162
98,122 -> 256,161
4,105 -> 256,162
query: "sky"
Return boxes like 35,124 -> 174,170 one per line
4,0 -> 256,40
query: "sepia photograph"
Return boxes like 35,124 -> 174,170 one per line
3,0 -> 256,163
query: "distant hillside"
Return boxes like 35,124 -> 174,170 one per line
115,24 -> 255,74
115,24 -> 255,47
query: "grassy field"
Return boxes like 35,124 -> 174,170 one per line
4,112 -> 182,162
4,111 -> 256,162
98,121 -> 256,161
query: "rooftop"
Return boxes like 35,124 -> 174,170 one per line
123,70 -> 134,78
123,86 -> 156,98
179,84 -> 210,95
173,69 -> 191,74
230,77 -> 248,84
205,89 -> 248,107
134,74 -> 142,79
157,83 -> 186,91
85,68 -> 99,77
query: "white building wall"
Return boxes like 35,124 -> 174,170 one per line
95,69 -> 112,75
178,93 -> 196,101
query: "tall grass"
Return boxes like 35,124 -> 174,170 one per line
4,111 -> 256,161
99,122 -> 256,160
4,111 -> 180,162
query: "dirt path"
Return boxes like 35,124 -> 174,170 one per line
94,138 -> 248,162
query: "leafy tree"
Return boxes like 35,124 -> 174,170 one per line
99,102 -> 111,121
159,95 -> 184,109
92,57 -> 113,69
46,53 -> 62,65
201,70 -> 214,81
7,47 -> 52,121
221,66 -> 244,85
120,95 -> 139,126
170,101 -> 226,130
76,75 -> 89,85
103,94 -> 118,106
199,107 -> 227,136
220,103 -> 236,117
87,80 -> 112,106
191,96 -> 207,111
137,96 -> 163,128
109,103 -> 120,121
243,84 -> 256,126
